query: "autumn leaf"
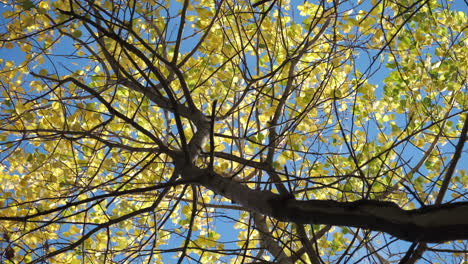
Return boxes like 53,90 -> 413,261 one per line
1,0 -> 467,263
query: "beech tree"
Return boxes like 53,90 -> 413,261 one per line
1,0 -> 468,263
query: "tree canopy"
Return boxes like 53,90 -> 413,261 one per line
1,0 -> 468,263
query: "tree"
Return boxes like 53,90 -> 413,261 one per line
0,0 -> 467,263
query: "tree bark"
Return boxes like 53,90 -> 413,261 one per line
181,165 -> 468,243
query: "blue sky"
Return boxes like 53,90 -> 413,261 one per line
1,0 -> 468,263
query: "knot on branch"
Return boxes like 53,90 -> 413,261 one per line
187,116 -> 211,163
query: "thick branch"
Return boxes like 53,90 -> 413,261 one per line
183,166 -> 468,243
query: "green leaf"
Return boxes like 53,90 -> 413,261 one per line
20,0 -> 35,10
71,30 -> 82,38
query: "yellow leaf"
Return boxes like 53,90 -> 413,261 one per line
195,7 -> 213,18
4,42 -> 14,49
39,69 -> 48,75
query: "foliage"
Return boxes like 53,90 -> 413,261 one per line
1,0 -> 467,263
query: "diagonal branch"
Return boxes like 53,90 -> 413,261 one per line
31,73 -> 172,155
402,114 -> 468,263
435,114 -> 468,204
253,213 -> 293,264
